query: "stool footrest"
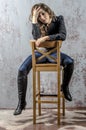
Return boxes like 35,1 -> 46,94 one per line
40,92 -> 63,97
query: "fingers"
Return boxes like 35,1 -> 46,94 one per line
35,37 -> 46,47
35,41 -> 40,47
35,38 -> 41,47
33,7 -> 42,17
34,6 -> 41,12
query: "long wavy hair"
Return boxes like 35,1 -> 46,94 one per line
29,3 -> 56,36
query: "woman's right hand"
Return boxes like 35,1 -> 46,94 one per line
33,7 -> 41,19
32,7 -> 41,23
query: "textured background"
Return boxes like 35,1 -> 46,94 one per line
0,0 -> 86,108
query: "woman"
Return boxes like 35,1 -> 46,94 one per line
14,3 -> 74,115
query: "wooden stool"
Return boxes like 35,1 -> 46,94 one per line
30,40 -> 65,125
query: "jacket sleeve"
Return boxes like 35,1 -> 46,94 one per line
32,23 -> 41,40
49,15 -> 67,41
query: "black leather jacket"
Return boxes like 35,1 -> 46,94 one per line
32,15 -> 66,41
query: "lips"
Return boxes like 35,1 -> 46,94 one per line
42,19 -> 46,23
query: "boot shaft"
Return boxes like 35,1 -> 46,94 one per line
62,63 -> 74,87
17,71 -> 27,102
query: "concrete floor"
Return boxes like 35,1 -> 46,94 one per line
0,109 -> 86,130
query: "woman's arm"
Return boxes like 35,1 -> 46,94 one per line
32,7 -> 49,46
48,15 -> 66,41
32,7 -> 42,39
32,23 -> 41,39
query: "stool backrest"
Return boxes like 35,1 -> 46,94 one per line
30,40 -> 62,68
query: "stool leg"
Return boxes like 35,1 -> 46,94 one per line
57,69 -> 61,125
62,68 -> 65,116
62,96 -> 65,116
58,86 -> 60,125
37,71 -> 41,116
33,70 -> 36,124
57,40 -> 61,125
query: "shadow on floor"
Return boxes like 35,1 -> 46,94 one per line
0,109 -> 86,130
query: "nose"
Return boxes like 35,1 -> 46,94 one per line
40,14 -> 45,21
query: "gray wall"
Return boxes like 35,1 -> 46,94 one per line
0,0 -> 86,108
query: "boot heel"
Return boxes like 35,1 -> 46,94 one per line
22,102 -> 27,110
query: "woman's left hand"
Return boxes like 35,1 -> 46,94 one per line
35,36 -> 49,47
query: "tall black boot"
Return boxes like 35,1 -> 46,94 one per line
14,71 -> 27,115
62,63 -> 74,101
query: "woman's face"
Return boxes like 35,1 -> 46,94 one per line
38,9 -> 51,24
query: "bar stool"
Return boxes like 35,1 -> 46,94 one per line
30,40 -> 65,125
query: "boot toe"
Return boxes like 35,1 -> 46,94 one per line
13,109 -> 22,115
62,88 -> 72,101
65,94 -> 72,101
13,102 -> 26,116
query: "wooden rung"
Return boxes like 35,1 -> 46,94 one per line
36,91 -> 64,97
36,64 -> 57,67
36,67 -> 58,71
36,92 -> 64,97
36,100 -> 59,104
40,93 -> 63,97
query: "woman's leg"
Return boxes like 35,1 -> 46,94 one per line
47,51 -> 74,101
60,52 -> 74,101
14,52 -> 47,115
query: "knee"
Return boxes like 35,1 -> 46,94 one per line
69,58 -> 74,65
63,58 -> 74,67
18,68 -> 27,77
